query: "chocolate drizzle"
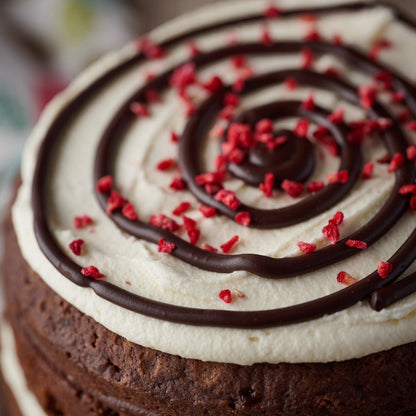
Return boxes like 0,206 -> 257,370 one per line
31,2 -> 416,328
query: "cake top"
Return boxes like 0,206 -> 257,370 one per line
13,0 -> 416,365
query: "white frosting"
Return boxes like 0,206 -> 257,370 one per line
1,323 -> 47,416
12,0 -> 416,365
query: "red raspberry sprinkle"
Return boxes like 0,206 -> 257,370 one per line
233,77 -> 245,92
307,181 -> 325,193
146,89 -> 160,103
358,85 -> 377,110
150,214 -> 180,232
221,235 -> 239,254
259,173 -> 275,198
285,76 -> 298,90
74,215 -> 93,230
231,54 -> 247,69
69,239 -> 84,256
327,108 -> 344,124
202,243 -> 218,253
333,33 -> 343,46
214,189 -> 241,210
322,223 -> 339,245
81,265 -> 105,279
256,118 -> 273,134
410,195 -> 416,210
330,211 -> 344,226
406,145 -> 416,161
96,175 -> 113,193
228,148 -> 245,164
172,202 -> 191,216
158,238 -> 176,254
362,161 -> 374,179
378,261 -> 393,279
337,271 -> 358,286
387,153 -> 405,173
261,24 -> 273,46
235,212 -> 251,226
195,171 -> 225,186
304,29 -> 321,42
137,37 -> 165,59
346,239 -> 367,249
183,216 -> 200,245
202,75 -> 224,93
281,179 -> 304,198
391,91 -> 405,104
294,118 -> 310,138
130,102 -> 150,117
106,190 -> 126,214
398,184 -> 416,195
215,155 -> 228,172
300,48 -> 314,69
157,158 -> 176,171
219,289 -> 232,304
170,131 -> 180,143
205,183 -> 222,195
327,170 -> 349,184
224,93 -> 240,107
187,41 -> 200,57
219,105 -> 236,121
301,93 -> 315,111
169,177 -> 187,191
377,153 -> 391,164
297,241 -> 316,254
122,203 -> 139,221
170,62 -> 197,92
325,66 -> 341,78
264,4 -> 282,18
369,38 -> 392,61
198,205 -> 217,218
406,121 -> 416,132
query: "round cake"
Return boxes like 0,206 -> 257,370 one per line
2,0 -> 416,414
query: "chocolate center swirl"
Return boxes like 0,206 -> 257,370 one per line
32,2 -> 416,328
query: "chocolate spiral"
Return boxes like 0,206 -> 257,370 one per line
32,2 -> 416,328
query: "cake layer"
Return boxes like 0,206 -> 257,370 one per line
10,0 -> 416,365
3,201 -> 416,415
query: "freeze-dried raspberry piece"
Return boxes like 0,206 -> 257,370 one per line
294,119 -> 309,138
327,108 -> 344,124
137,36 -> 165,59
304,29 -> 321,42
285,76 -> 298,90
261,24 -> 273,46
74,215 -> 93,229
195,172 -> 225,186
122,203 -> 139,221
170,62 -> 197,92
406,145 -> 416,161
362,161 -> 374,179
256,118 -> 273,134
219,289 -> 232,303
228,148 -> 245,164
157,158 -> 176,171
307,181 -> 324,193
96,175 -> 113,193
130,102 -> 150,117
81,266 -> 105,279
358,85 -> 377,110
301,93 -> 315,111
182,217 -> 200,245
235,212 -> 251,226
322,223 -> 339,245
300,48 -> 314,69
170,131 -> 180,143
149,214 -> 180,232
398,184 -> 416,195
198,205 -> 217,218
259,173 -> 275,198
387,153 -> 405,173
69,239 -> 84,256
327,170 -> 349,184
158,238 -> 176,254
221,235 -> 239,253
337,271 -> 358,286
281,179 -> 303,198
231,54 -> 246,69
146,89 -> 160,103
378,261 -> 393,279
106,190 -> 126,215
224,92 -> 240,107
202,243 -> 218,253
297,241 -> 316,254
172,202 -> 191,216
330,211 -> 344,226
333,34 -> 343,46
214,189 -> 241,210
264,4 -> 282,18
169,177 -> 187,190
202,75 -> 224,93
346,239 -> 367,249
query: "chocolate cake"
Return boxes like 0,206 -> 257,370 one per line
2,0 -> 416,415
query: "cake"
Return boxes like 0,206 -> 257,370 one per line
2,0 -> 416,414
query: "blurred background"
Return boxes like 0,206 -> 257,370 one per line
0,0 -> 414,244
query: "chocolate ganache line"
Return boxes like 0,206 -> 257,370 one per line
32,2 -> 416,328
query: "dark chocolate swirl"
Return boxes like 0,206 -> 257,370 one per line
32,2 -> 416,328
